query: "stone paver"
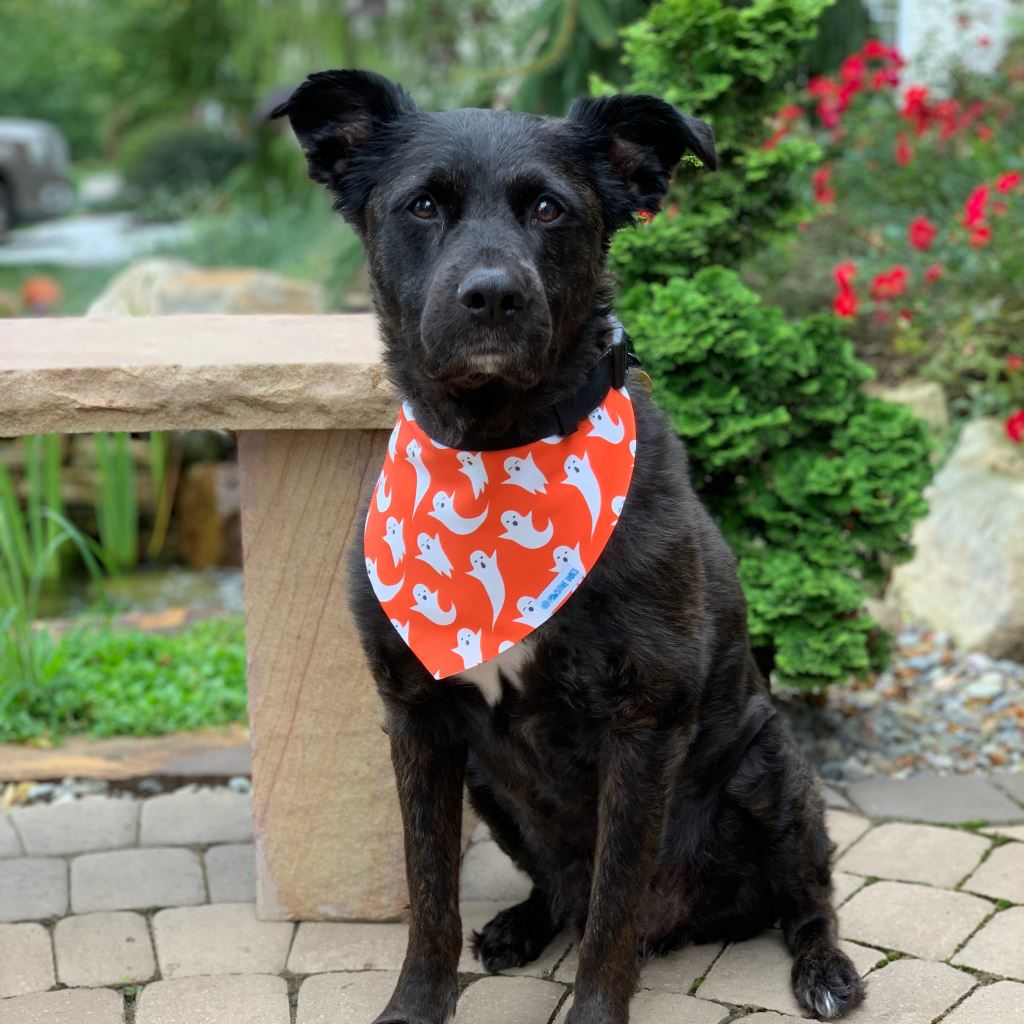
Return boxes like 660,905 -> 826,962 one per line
839,880 -> 991,960
822,786 -> 852,810
71,848 -> 205,913
836,822 -> 989,887
942,980 -> 1024,1023
288,920 -> 407,974
135,974 -> 289,1024
153,903 -> 293,978
554,939 -> 723,992
827,809 -> 871,854
556,990 -> 728,1023
847,774 -> 1023,824
10,798 -> 138,856
954,906 -> 1024,981
963,842 -> 1024,903
993,771 -> 1024,806
0,813 -> 23,857
833,871 -> 866,906
842,959 -> 976,1023
0,857 -> 67,921
0,922 -> 55,997
140,790 -> 253,846
0,987 -> 125,1024
732,1015 -> 799,1023
695,930 -> 877,1016
55,911 -> 155,987
458,976 -> 565,1023
204,843 -> 256,903
984,824 -> 1024,842
459,901 -> 572,977
296,972 -> 401,1024
459,838 -> 533,902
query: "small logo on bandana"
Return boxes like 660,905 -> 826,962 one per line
364,386 -> 637,678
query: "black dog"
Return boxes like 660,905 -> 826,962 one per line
275,69 -> 864,1024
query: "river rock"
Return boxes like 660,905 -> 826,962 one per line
87,258 -> 325,316
887,419 -> 1024,659
176,461 -> 241,569
864,378 -> 949,434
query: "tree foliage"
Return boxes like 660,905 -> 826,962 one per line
611,0 -> 932,687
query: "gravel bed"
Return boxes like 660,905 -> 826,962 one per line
781,623 -> 1024,783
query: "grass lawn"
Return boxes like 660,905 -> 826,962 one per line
0,263 -> 123,316
0,616 -> 247,744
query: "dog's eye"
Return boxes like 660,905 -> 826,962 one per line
533,197 -> 563,224
410,194 -> 438,219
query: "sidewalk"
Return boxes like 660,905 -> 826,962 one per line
0,773 -> 1022,1023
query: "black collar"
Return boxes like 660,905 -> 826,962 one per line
415,323 -> 640,452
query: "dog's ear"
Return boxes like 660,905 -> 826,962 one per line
568,94 -> 715,218
271,69 -> 416,209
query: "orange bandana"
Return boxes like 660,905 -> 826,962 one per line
364,386 -> 637,679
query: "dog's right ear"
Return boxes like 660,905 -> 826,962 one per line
271,69 -> 416,206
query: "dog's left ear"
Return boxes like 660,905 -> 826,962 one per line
568,94 -> 716,216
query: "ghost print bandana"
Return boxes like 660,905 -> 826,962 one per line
364,387 -> 637,679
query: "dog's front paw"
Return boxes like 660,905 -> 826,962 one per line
563,993 -> 627,1024
792,946 -> 865,1020
371,977 -> 458,1024
472,898 -> 555,972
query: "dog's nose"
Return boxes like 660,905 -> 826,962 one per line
458,268 -> 526,326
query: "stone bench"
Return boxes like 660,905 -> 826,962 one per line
0,314 -> 407,921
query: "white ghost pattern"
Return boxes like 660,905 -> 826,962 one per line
429,491 -> 488,535
375,470 -> 392,512
416,532 -> 453,577
452,628 -> 483,670
467,550 -> 505,625
365,557 -> 404,603
387,422 -> 401,463
629,438 -> 637,459
550,544 -> 585,587
562,452 -> 602,535
457,451 -> 489,499
390,618 -> 410,643
587,404 -> 625,444
499,509 -> 553,549
405,439 -> 432,514
515,594 -> 548,628
611,495 -> 626,524
502,452 -> 548,494
411,583 -> 456,625
383,516 -> 405,565
402,401 -> 417,422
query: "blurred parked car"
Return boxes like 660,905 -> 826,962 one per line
0,119 -> 74,236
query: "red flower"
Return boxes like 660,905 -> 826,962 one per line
762,126 -> 789,150
895,132 -> 913,167
862,40 -> 889,60
925,264 -> 944,284
994,201 -> 1009,217
637,210 -> 654,224
977,123 -> 994,141
778,104 -> 804,121
870,266 -> 910,301
1006,410 -> 1024,444
970,225 -> 992,247
1007,355 -> 1023,372
832,262 -> 858,318
902,85 -> 931,134
908,216 -> 937,250
840,55 -> 866,86
812,166 -> 836,204
871,67 -> 901,90
979,36 -> 991,48
963,185 -> 989,227
667,203 -> 679,221
997,171 -> 1022,193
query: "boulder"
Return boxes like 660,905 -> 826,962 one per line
176,461 -> 241,569
87,258 -> 324,316
887,418 -> 1024,658
864,378 -> 949,435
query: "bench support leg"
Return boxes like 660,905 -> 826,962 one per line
238,428 -> 407,921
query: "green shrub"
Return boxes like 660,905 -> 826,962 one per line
610,0 -> 932,687
120,118 -> 248,220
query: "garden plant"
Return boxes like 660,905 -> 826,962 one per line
608,0 -> 932,687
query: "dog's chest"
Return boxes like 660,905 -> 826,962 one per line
454,639 -> 535,704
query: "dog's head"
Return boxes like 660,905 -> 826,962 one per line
273,70 -> 714,424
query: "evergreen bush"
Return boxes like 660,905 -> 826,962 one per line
609,0 -> 932,687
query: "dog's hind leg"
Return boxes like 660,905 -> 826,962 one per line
472,886 -> 561,972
